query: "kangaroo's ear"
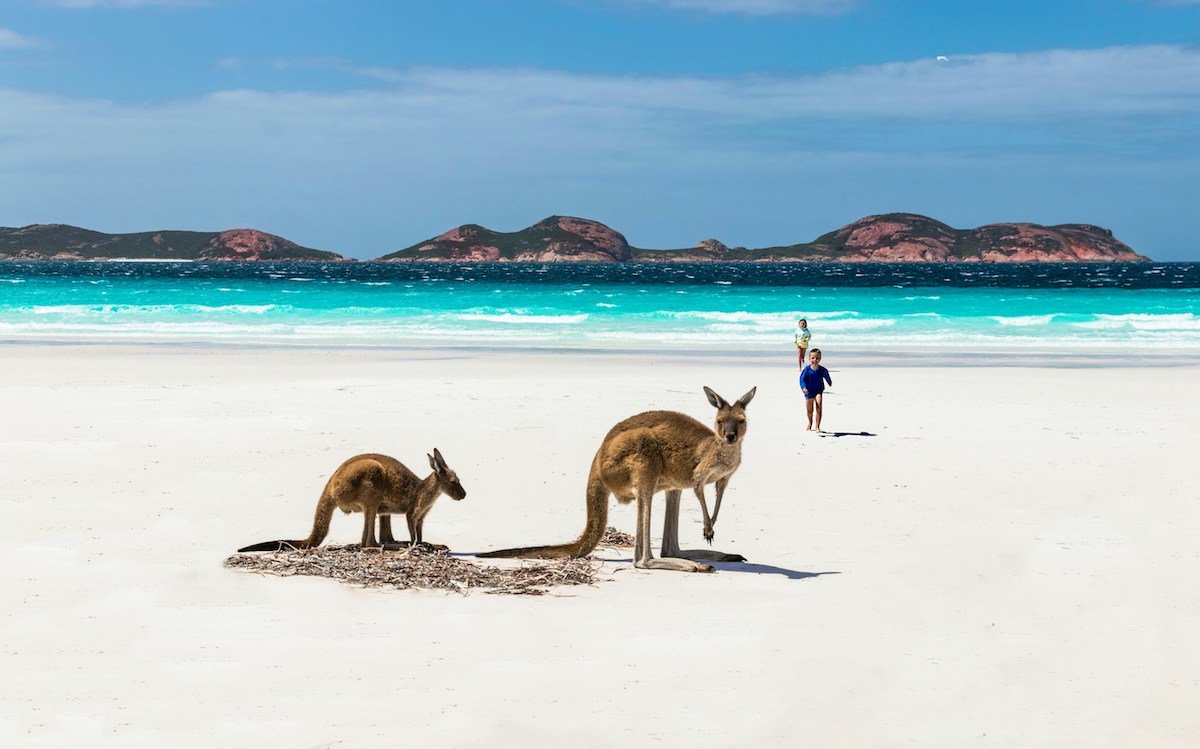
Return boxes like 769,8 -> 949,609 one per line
703,386 -> 728,410
433,447 -> 447,470
428,452 -> 438,472
735,387 -> 757,408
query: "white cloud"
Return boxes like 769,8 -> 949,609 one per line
3,45 -> 1197,170
619,0 -> 857,14
343,44 -> 1200,125
0,28 -> 41,49
2,44 -> 1196,195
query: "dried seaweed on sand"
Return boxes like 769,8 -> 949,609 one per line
224,544 -> 599,596
600,526 -> 635,547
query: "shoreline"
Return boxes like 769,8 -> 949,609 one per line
4,338 -> 1199,367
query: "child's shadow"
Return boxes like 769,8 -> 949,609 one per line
819,430 -> 876,438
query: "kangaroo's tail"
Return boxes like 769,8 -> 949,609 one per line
477,460 -> 609,559
237,491 -> 337,553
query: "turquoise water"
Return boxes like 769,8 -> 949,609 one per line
1,261 -> 1197,353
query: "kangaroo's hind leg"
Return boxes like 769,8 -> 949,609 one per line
360,505 -> 380,548
638,488 -> 713,573
660,489 -> 686,557
379,514 -> 397,544
379,514 -> 411,551
662,487 -> 746,564
407,508 -> 448,551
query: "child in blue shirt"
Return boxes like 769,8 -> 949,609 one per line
800,348 -> 832,433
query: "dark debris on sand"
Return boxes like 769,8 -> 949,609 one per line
224,543 -> 601,596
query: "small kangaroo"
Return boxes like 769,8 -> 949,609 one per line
237,449 -> 466,553
479,386 -> 755,573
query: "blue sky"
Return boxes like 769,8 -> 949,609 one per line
1,0 -> 1198,260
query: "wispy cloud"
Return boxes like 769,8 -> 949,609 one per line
618,0 -> 857,15
5,45 -> 1197,167
316,44 -> 1200,126
37,0 -> 206,7
4,45 -> 1197,189
0,28 -> 41,49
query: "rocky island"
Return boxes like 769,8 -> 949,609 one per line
0,225 -> 349,262
379,214 -> 1148,263
1,213 -> 1149,262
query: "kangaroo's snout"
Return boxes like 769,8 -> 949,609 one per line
444,479 -> 466,501
725,432 -> 737,444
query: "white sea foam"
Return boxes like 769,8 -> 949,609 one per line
667,310 -> 870,328
817,318 -> 897,331
1072,319 -> 1126,330
1076,313 -> 1200,330
0,321 -> 295,337
990,315 -> 1058,326
799,310 -> 862,319
671,311 -> 781,323
1,315 -> 1195,350
706,323 -> 772,334
26,303 -> 279,315
456,313 -> 589,325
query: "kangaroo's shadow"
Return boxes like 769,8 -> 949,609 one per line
710,561 -> 840,580
590,554 -> 839,580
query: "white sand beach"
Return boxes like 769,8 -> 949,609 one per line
2,344 -> 1199,748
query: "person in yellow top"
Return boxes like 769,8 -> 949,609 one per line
794,318 -> 811,370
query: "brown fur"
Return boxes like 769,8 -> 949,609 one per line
478,386 -> 755,572
237,449 -> 466,552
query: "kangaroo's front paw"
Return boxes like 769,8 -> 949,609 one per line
703,525 -> 715,544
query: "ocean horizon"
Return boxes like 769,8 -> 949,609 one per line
2,260 -> 1197,360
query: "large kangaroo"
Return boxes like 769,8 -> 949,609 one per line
237,449 -> 466,552
479,386 -> 755,573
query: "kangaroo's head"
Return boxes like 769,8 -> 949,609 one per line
703,386 -> 757,445
428,448 -> 466,500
